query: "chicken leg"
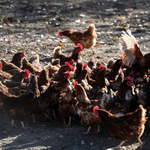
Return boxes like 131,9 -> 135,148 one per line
63,119 -> 66,125
32,114 -> 35,123
53,110 -> 57,119
91,47 -> 95,55
96,124 -> 100,133
84,126 -> 91,134
65,117 -> 72,127
115,141 -> 125,150
137,137 -> 144,149
20,121 -> 25,129
11,120 -> 17,128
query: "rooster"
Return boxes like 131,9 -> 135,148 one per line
53,44 -> 83,65
93,105 -> 147,149
58,24 -> 97,54
11,51 -> 25,68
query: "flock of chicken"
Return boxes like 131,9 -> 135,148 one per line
0,24 -> 150,149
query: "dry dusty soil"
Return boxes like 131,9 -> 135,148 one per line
1,0 -> 150,149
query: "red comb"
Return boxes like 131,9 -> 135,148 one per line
99,65 -> 105,69
93,105 -> 99,112
77,43 -> 83,50
65,62 -> 71,67
58,30 -> 63,37
127,76 -> 133,81
22,51 -> 25,55
74,81 -> 78,87
93,105 -> 99,117
70,65 -> 75,71
127,76 -> 131,80
71,59 -> 75,64
84,64 -> 87,68
0,63 -> 2,67
66,71 -> 71,76
24,69 -> 30,76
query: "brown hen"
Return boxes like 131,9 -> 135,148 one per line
94,105 -> 147,149
11,51 -> 25,68
53,44 -> 83,66
58,24 -> 97,54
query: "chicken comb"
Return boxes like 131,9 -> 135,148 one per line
0,62 -> 2,67
66,71 -> 71,76
74,81 -> 78,87
127,76 -> 133,81
22,51 -> 25,55
24,69 -> 30,76
99,65 -> 105,69
71,59 -> 75,64
65,62 -> 71,67
77,43 -> 83,50
58,30 -> 63,37
70,65 -> 75,71
93,105 -> 99,112
83,63 -> 87,68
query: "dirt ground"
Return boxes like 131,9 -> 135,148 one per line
1,0 -> 150,149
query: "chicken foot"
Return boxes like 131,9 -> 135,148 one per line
43,113 -> 51,121
137,137 -> 144,149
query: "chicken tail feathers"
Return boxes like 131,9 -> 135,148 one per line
119,29 -> 139,52
53,46 -> 62,59
119,29 -> 143,67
